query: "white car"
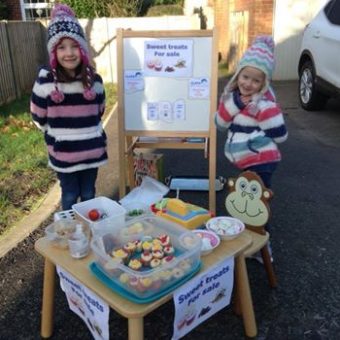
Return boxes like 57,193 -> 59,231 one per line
298,0 -> 340,110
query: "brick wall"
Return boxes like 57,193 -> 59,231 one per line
230,0 -> 274,45
214,0 -> 229,60
214,0 -> 274,61
4,0 -> 22,20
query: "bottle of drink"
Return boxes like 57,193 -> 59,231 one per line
68,224 -> 89,259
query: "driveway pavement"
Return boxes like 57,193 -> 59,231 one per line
1,80 -> 340,339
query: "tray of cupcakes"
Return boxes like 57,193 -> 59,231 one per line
90,216 -> 202,302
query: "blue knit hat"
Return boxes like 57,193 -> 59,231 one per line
227,35 -> 275,93
239,35 -> 275,80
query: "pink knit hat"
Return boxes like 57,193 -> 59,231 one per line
47,4 -> 96,103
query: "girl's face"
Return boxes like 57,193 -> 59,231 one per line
56,38 -> 81,76
237,66 -> 265,96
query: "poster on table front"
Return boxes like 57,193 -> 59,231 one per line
144,39 -> 193,78
57,266 -> 109,340
172,256 -> 234,339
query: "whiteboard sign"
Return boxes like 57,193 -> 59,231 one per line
123,35 -> 213,132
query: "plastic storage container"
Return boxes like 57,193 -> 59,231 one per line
72,197 -> 126,237
122,201 -> 152,221
90,216 -> 202,301
45,220 -> 80,249
54,209 -> 76,222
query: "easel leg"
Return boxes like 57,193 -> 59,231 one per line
235,254 -> 257,338
128,317 -> 144,340
41,258 -> 56,338
126,136 -> 135,191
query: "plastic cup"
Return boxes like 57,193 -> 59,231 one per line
68,235 -> 89,259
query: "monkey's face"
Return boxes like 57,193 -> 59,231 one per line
225,175 -> 270,227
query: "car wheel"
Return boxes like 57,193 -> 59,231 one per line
299,61 -> 328,111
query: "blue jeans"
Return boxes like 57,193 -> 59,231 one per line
244,162 -> 278,189
57,168 -> 98,210
244,162 -> 278,232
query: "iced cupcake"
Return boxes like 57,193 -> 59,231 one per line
119,273 -> 130,284
158,234 -> 171,247
123,241 -> 136,254
150,258 -> 161,268
141,251 -> 153,266
172,267 -> 185,279
139,277 -> 153,290
134,240 -> 143,252
128,259 -> 142,271
163,245 -> 175,256
111,248 -> 129,264
152,249 -> 164,260
142,240 -> 152,252
162,255 -> 175,265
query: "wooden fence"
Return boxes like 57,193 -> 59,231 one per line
0,15 -> 200,107
227,11 -> 249,73
0,21 -> 47,106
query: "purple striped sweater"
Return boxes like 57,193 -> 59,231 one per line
30,68 -> 108,173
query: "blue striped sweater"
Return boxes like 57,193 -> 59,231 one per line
215,89 -> 288,169
30,68 -> 108,173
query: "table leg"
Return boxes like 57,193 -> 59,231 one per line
235,254 -> 257,338
41,258 -> 56,338
128,317 -> 144,340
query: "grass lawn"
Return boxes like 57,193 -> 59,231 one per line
0,83 -> 117,236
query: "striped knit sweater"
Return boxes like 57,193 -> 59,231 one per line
30,68 -> 108,173
215,89 -> 288,169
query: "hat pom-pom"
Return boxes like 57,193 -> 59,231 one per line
254,35 -> 274,51
51,4 -> 75,19
83,88 -> 96,101
51,89 -> 65,103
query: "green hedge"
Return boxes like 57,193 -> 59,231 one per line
146,4 -> 183,16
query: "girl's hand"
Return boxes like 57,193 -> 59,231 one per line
240,95 -> 252,105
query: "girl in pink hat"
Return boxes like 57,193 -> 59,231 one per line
30,4 -> 108,210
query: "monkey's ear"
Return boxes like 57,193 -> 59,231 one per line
228,178 -> 235,188
263,189 -> 273,200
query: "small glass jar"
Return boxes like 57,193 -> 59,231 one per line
68,224 -> 89,259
